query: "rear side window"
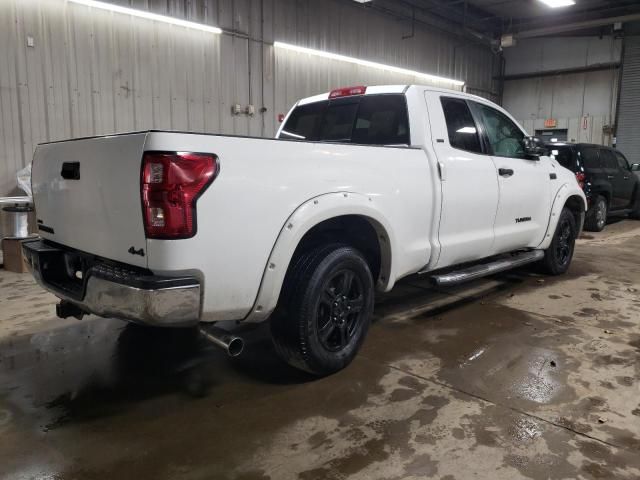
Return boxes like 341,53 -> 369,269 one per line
280,94 -> 409,145
581,147 -> 601,169
440,97 -> 482,154
551,146 -> 577,171
600,149 -> 618,169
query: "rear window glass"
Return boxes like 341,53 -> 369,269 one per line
319,101 -> 359,142
581,147 -> 600,169
280,94 -> 410,145
279,102 -> 325,141
551,146 -> 576,171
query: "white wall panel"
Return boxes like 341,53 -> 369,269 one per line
504,69 -> 618,146
0,0 -> 497,195
504,36 -> 622,76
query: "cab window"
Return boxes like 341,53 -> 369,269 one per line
470,102 -> 525,159
279,94 -> 409,145
440,97 -> 482,154
615,151 -> 630,171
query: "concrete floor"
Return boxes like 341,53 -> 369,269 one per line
1,221 -> 640,480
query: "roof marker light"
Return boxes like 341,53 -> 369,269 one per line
68,0 -> 222,34
274,41 -> 465,87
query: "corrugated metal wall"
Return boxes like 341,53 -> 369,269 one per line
504,69 -> 619,144
616,36 -> 640,164
0,0 -> 497,195
502,36 -> 621,146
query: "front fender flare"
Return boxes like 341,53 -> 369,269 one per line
243,192 -> 396,323
537,183 -> 586,250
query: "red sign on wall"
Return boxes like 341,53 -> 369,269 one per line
544,119 -> 557,128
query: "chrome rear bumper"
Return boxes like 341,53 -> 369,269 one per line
22,239 -> 201,327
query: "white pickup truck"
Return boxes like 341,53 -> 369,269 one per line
24,85 -> 586,375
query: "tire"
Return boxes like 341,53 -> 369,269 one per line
270,243 -> 374,376
584,195 -> 607,232
540,207 -> 577,276
630,189 -> 640,220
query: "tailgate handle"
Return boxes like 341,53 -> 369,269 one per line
61,162 -> 80,180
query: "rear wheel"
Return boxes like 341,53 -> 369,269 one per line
270,244 -> 374,376
630,189 -> 640,220
584,195 -> 607,232
540,207 -> 577,276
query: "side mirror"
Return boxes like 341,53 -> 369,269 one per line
523,136 -> 545,160
632,163 -> 640,172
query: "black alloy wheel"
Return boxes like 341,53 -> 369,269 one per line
270,243 -> 374,376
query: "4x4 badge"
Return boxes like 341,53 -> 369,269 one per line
128,246 -> 145,257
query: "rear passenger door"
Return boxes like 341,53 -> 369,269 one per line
469,101 -> 551,253
425,92 -> 499,268
580,146 -> 606,199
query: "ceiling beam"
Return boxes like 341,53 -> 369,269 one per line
513,13 -> 640,38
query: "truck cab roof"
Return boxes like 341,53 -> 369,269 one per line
296,84 -> 486,106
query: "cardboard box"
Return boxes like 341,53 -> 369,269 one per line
2,237 -> 30,273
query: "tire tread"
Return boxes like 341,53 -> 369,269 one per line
271,243 -> 370,375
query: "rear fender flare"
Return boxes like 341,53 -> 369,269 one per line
243,192 -> 396,323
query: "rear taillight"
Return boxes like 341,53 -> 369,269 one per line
575,172 -> 586,190
141,152 -> 218,239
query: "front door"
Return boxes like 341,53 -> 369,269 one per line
605,149 -> 635,209
425,92 -> 499,269
469,101 -> 551,254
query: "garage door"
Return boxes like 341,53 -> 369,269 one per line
617,36 -> 640,164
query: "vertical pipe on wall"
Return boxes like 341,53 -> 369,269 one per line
613,34 -> 625,146
260,0 -> 265,137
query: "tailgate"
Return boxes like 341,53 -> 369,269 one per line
32,132 -> 149,268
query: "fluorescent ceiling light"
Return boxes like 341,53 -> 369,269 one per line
274,41 -> 465,87
537,0 -> 575,8
68,0 -> 222,34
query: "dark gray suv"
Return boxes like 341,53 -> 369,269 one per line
549,143 -> 640,231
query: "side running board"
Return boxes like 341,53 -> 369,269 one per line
429,250 -> 544,287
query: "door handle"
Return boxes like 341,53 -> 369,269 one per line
624,176 -> 630,180
498,168 -> 514,177
61,162 -> 80,180
607,175 -> 615,180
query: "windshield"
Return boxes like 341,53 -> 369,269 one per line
279,94 -> 410,146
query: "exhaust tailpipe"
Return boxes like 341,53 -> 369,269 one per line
198,326 -> 244,357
